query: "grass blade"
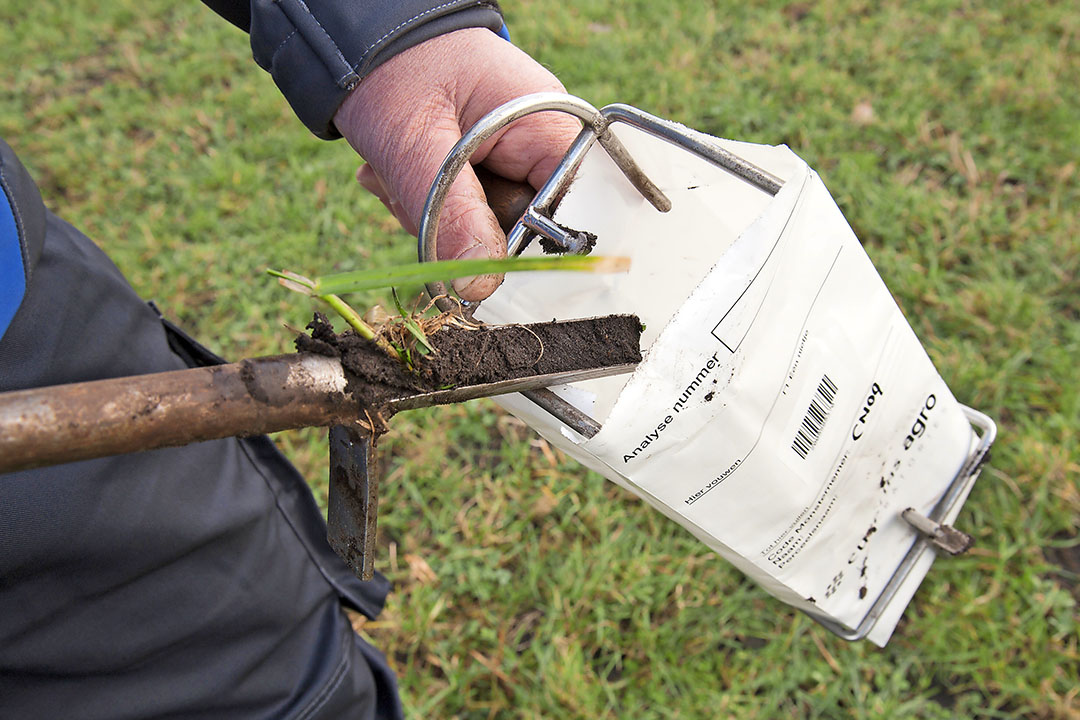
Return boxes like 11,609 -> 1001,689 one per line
313,255 -> 630,296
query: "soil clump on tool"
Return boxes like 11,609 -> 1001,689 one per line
296,312 -> 642,409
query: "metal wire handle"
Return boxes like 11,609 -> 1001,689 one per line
417,92 -> 678,313
416,93 -> 783,438
417,93 -> 606,312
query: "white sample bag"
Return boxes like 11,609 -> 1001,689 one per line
473,114 -> 986,646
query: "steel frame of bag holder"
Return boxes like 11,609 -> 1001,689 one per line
813,406 -> 996,640
417,93 -> 998,641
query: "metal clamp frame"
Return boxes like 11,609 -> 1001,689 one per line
811,405 -> 997,640
418,93 -> 998,641
417,93 -> 782,437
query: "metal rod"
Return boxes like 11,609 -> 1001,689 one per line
506,125 -> 600,257
419,93 -> 674,307
419,93 -> 606,311
519,207 -> 593,254
595,129 -> 672,212
522,388 -> 602,438
601,104 -> 785,196
387,363 -> 636,414
900,508 -> 974,556
0,354 -> 354,473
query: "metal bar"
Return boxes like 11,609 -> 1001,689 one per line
419,94 -> 673,305
506,126 -> 599,257
327,425 -> 379,581
386,363 -> 636,413
419,94 -> 606,311
600,104 -> 785,196
522,388 -> 602,438
519,207 -> 593,254
595,129 -> 672,212
528,126 -> 600,216
901,508 -> 973,555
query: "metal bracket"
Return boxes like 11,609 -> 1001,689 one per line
901,508 -> 973,555
327,424 -> 380,581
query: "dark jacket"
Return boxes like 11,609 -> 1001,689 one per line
202,0 -> 505,138
0,138 -> 403,719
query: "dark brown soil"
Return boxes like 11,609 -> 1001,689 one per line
296,312 -> 642,410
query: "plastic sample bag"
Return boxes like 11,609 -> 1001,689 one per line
471,111 -> 985,646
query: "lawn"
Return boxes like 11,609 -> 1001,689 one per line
2,1 -> 1077,717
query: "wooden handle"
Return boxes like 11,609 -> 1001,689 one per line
475,165 -> 535,235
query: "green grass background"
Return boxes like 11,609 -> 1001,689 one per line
2,1 -> 1077,717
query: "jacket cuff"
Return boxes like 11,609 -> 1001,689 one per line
250,1 -> 505,140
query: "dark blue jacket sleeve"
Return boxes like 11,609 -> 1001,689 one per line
201,1 -> 505,139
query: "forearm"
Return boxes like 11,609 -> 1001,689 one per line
199,0 -> 505,139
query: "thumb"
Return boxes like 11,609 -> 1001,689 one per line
335,84 -> 506,302
412,155 -> 508,301
358,129 -> 507,301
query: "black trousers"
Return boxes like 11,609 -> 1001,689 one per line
0,141 -> 402,719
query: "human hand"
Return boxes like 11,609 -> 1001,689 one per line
332,28 -> 580,301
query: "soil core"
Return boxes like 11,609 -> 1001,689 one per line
296,312 -> 642,410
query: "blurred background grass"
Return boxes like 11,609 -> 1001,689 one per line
2,1 -> 1077,717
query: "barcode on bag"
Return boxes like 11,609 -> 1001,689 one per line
792,374 -> 838,459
